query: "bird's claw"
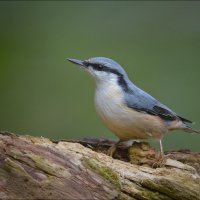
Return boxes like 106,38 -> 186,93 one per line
152,153 -> 172,168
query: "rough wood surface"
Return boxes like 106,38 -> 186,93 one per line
0,131 -> 199,200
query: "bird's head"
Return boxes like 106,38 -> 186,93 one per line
67,57 -> 128,86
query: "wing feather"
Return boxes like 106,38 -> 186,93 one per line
124,85 -> 192,123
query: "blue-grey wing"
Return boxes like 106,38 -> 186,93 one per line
124,85 -> 192,123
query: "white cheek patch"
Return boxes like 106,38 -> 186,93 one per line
89,69 -> 118,82
95,71 -> 107,77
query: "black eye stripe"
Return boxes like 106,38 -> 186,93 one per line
90,63 -> 104,71
83,62 -> 104,70
90,63 -> 120,74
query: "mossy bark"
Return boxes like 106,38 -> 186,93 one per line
0,132 -> 199,200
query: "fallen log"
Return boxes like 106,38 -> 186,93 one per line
0,131 -> 199,200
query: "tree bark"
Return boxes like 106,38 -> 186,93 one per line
0,131 -> 199,200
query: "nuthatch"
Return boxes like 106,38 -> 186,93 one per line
67,57 -> 199,156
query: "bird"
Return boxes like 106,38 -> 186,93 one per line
67,57 -> 199,156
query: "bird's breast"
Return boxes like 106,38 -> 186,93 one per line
95,83 -> 124,121
94,84 -> 166,140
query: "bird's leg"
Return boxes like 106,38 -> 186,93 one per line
159,139 -> 174,160
159,139 -> 164,156
107,140 -> 121,157
152,139 -> 167,168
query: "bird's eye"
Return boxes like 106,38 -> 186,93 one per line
98,64 -> 103,69
96,64 -> 104,70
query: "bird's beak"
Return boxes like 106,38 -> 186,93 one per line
67,58 -> 86,67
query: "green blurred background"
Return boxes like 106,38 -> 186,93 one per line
0,1 -> 200,151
